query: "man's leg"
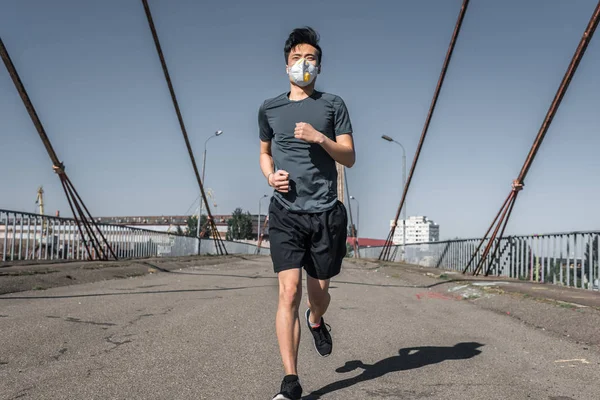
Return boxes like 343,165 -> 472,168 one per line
306,200 -> 348,324
303,273 -> 334,357
276,268 -> 303,375
303,201 -> 348,357
268,198 -> 308,399
306,276 -> 330,325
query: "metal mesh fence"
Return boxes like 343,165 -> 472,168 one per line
358,232 -> 600,291
1,209 -> 270,262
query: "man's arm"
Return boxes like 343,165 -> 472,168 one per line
258,102 -> 289,192
319,133 -> 355,168
260,140 -> 290,193
293,124 -> 355,168
260,140 -> 275,181
293,95 -> 355,167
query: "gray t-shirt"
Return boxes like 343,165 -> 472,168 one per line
258,90 -> 353,213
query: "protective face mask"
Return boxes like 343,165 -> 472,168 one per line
287,58 -> 318,87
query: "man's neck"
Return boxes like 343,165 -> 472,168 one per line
288,84 -> 315,101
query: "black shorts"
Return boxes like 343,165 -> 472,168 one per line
268,197 -> 348,280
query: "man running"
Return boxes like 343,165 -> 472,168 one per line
258,26 -> 356,400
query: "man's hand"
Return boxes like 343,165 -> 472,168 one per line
294,122 -> 324,144
269,170 -> 290,193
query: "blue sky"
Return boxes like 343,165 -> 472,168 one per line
1,0 -> 599,240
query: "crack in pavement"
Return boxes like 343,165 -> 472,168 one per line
65,317 -> 116,327
104,333 -> 134,353
8,386 -> 34,400
128,313 -> 155,325
135,284 -> 168,289
52,347 -> 68,361
85,361 -> 105,378
127,306 -> 174,326
157,307 -> 173,316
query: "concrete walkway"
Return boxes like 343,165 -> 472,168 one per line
1,256 -> 599,399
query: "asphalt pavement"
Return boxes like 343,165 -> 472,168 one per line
1,256 -> 598,399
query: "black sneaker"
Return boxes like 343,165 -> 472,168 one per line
305,308 -> 332,357
272,375 -> 302,400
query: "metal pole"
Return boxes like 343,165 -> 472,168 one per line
401,144 -> 407,259
382,135 -> 408,258
198,146 -> 207,234
350,196 -> 359,236
356,199 -> 359,236
1,37 -> 115,261
141,0 -> 227,255
196,146 -> 207,254
343,169 -> 359,257
2,212 -> 7,262
258,195 -> 268,240
197,131 -> 223,253
378,0 -> 470,262
400,143 -> 407,219
466,0 -> 600,275
196,200 -> 202,254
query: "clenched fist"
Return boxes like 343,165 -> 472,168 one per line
294,122 -> 324,144
268,170 -> 290,193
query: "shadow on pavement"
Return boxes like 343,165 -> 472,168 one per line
304,342 -> 484,399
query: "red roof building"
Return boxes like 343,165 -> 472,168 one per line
347,237 -> 388,247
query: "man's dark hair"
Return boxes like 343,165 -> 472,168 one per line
284,26 -> 322,65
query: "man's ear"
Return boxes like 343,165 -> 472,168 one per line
317,64 -> 322,74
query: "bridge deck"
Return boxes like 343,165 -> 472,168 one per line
1,256 -> 599,399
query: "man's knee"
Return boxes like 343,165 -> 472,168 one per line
280,285 -> 301,308
279,274 -> 302,308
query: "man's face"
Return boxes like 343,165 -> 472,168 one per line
287,44 -> 319,69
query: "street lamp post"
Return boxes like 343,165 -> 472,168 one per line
258,194 -> 268,240
197,130 -> 223,252
349,195 -> 359,237
381,135 -> 407,256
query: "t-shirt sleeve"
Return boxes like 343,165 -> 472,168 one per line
258,101 -> 274,142
333,96 -> 353,136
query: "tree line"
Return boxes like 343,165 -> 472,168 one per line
177,208 -> 255,241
